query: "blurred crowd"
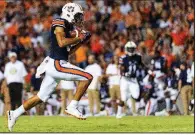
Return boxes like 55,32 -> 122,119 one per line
0,0 -> 195,117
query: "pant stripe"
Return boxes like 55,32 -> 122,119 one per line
54,60 -> 92,80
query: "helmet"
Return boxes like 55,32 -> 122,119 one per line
61,3 -> 84,26
124,41 -> 137,56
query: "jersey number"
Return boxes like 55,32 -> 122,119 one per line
128,64 -> 136,75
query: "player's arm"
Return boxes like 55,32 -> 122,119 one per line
68,43 -> 83,55
69,31 -> 91,54
55,27 -> 81,48
120,65 -> 125,76
119,56 -> 125,76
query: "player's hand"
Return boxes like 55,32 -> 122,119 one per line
124,72 -> 131,77
79,31 -> 91,43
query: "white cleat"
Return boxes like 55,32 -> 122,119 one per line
116,113 -> 125,119
64,107 -> 86,120
7,111 -> 16,132
155,109 -> 170,116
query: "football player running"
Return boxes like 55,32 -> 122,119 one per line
7,3 -> 93,132
116,41 -> 144,118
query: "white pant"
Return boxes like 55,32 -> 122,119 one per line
145,98 -> 157,116
37,57 -> 92,102
165,88 -> 178,100
120,77 -> 140,101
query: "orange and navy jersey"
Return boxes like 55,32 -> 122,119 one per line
49,18 -> 74,61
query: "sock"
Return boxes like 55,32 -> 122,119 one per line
117,106 -> 122,115
165,98 -> 171,112
172,104 -> 177,111
13,105 -> 25,118
68,100 -> 78,108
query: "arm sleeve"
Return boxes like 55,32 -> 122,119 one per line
52,19 -> 66,28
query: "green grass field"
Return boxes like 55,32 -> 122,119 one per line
0,116 -> 194,133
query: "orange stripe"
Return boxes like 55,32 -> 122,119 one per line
52,20 -> 64,25
147,100 -> 151,115
54,60 -> 92,80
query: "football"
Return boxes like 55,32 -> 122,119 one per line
69,29 -> 79,38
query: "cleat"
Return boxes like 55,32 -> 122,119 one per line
7,111 -> 16,132
116,113 -> 125,119
64,107 -> 86,120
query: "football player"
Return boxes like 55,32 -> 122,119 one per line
7,3 -> 93,131
116,41 -> 144,118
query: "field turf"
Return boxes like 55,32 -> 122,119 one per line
0,116 -> 194,133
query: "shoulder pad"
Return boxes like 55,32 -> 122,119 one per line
52,18 -> 65,28
120,54 -> 126,59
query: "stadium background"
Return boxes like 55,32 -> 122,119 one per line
0,0 -> 194,118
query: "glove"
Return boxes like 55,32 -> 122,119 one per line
124,72 -> 131,77
79,31 -> 91,43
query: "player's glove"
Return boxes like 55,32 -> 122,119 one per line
79,31 -> 91,43
124,72 -> 131,77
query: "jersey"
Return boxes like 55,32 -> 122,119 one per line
165,75 -> 178,89
49,18 -> 74,61
119,54 -> 143,78
151,56 -> 166,72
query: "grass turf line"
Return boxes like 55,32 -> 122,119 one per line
0,116 -> 194,133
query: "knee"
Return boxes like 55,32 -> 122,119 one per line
86,73 -> 93,82
88,74 -> 93,81
117,100 -> 124,106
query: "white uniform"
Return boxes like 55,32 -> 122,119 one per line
142,74 -> 158,116
36,57 -> 92,102
120,77 -> 140,101
119,54 -> 142,101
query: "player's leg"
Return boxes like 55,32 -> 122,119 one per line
65,80 -> 92,119
145,98 -> 157,116
60,90 -> 66,115
170,89 -> 178,111
7,75 -> 57,131
129,79 -> 140,115
53,61 -> 93,119
116,77 -> 128,118
164,88 -> 171,112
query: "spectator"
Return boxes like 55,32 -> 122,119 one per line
75,45 -> 88,69
85,55 -> 102,116
120,0 -> 131,15
105,55 -> 121,115
58,80 -> 74,116
170,24 -> 189,57
178,62 -> 193,115
4,52 -> 27,110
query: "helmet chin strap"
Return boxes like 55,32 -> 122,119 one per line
127,52 -> 135,56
